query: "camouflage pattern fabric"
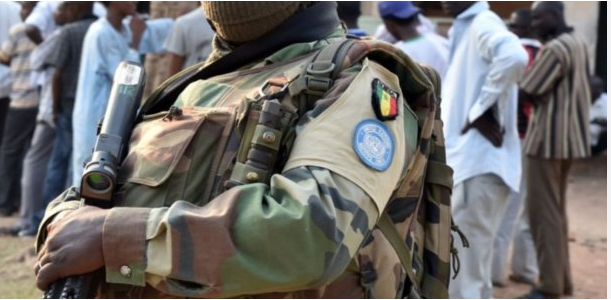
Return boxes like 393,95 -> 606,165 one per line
37,27 -> 453,298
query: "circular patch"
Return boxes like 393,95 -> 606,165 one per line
353,119 -> 395,172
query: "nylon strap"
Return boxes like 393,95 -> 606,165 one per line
424,161 -> 453,190
252,125 -> 283,151
288,39 -> 356,98
422,274 -> 450,299
228,162 -> 268,185
378,212 -> 422,297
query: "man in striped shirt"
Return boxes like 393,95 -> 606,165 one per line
519,1 -> 591,298
0,2 -> 39,217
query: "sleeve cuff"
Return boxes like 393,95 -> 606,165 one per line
127,48 -> 141,61
35,188 -> 82,253
467,91 -> 500,124
519,81 -> 535,94
103,207 -> 151,286
467,103 -> 487,124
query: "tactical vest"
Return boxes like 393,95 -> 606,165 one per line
114,38 -> 462,298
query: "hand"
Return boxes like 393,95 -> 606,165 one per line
593,118 -> 607,127
461,109 -> 504,147
34,207 -> 108,291
129,14 -> 147,48
52,105 -> 60,124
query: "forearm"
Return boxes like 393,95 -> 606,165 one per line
167,54 -> 185,77
520,89 -> 546,105
519,48 -> 562,103
0,53 -> 9,66
131,34 -> 143,51
469,33 -> 528,123
51,68 -> 63,115
25,25 -> 43,45
103,166 -> 378,298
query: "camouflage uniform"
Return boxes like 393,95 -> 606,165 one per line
37,11 -> 453,299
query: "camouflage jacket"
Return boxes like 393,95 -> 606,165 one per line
38,27 -> 452,298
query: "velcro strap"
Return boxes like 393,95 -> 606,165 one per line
425,160 -> 453,190
252,125 -> 282,151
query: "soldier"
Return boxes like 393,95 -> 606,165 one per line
35,2 -> 453,298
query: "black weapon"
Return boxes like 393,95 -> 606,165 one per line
43,61 -> 145,299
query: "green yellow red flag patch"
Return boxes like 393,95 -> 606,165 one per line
371,78 -> 399,121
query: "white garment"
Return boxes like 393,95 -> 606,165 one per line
441,1 -> 527,193
590,93 -> 607,146
93,2 -> 107,18
449,174 -> 510,299
394,33 -> 449,79
0,1 -> 21,98
492,162 -> 538,284
374,14 -> 437,44
510,199 -> 539,282
416,14 -> 437,34
163,8 -> 214,69
25,1 -> 61,39
492,189 -> 521,284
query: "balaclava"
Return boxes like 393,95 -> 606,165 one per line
201,1 -> 305,44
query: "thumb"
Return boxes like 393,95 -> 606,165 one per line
36,262 -> 62,291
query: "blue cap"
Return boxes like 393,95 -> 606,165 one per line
378,1 -> 421,19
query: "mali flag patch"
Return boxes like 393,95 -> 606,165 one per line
371,78 -> 399,121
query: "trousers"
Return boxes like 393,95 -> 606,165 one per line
510,200 -> 539,282
526,156 -> 573,295
492,166 -> 538,284
18,120 -> 55,230
36,109 -> 73,229
449,174 -> 510,299
0,97 -> 9,146
0,107 -> 38,215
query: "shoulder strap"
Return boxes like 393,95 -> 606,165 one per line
378,212 -> 422,299
286,39 -> 357,104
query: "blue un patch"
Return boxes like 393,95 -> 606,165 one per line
353,119 -> 395,172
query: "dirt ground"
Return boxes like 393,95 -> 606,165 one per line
494,153 -> 608,299
0,154 -> 607,299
